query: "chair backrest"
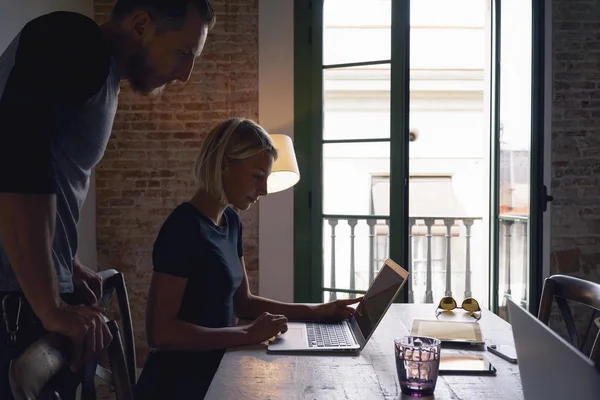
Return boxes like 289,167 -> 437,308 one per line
537,274 -> 600,363
105,320 -> 135,400
98,269 -> 137,386
8,333 -> 69,400
80,269 -> 137,400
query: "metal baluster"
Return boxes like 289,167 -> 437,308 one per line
504,219 -> 514,299
521,220 -> 529,307
424,218 -> 435,303
329,219 -> 338,302
408,218 -> 416,303
348,219 -> 358,299
367,219 -> 376,284
463,219 -> 474,299
386,219 -> 391,261
444,219 -> 454,297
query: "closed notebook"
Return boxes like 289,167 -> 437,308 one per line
410,319 -> 485,346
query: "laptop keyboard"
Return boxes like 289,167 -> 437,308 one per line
306,322 -> 354,347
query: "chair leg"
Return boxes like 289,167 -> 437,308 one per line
79,361 -> 98,400
38,387 -> 62,400
106,321 -> 134,400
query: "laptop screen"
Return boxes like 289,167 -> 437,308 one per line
354,261 -> 407,340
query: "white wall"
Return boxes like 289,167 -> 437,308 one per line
258,0 -> 295,301
0,0 -> 97,270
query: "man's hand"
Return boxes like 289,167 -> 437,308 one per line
43,303 -> 112,371
73,258 -> 102,305
311,297 -> 363,322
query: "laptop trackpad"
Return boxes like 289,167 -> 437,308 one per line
268,325 -> 305,351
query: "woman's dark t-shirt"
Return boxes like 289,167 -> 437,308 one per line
134,203 -> 245,399
152,202 -> 244,328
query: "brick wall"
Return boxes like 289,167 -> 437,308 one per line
551,0 -> 600,351
93,0 -> 259,364
552,0 -> 600,283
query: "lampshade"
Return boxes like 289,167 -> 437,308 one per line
268,134 -> 300,193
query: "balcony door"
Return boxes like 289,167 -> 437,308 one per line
491,0 -> 548,316
294,0 -> 547,315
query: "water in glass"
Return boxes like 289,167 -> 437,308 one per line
395,336 -> 441,397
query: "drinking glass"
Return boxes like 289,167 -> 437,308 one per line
395,335 -> 441,397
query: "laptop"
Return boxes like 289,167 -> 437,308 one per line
507,298 -> 600,400
267,258 -> 409,353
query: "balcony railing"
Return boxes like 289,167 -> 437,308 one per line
498,214 -> 529,311
322,215 -> 483,304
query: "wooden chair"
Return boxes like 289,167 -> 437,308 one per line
537,274 -> 600,363
80,269 -> 136,400
9,320 -> 133,400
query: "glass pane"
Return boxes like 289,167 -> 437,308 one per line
323,0 -> 391,66
411,0 -> 488,70
497,0 -> 532,320
408,0 -> 491,308
322,291 -> 354,303
322,217 -> 389,301
323,142 -> 390,216
323,65 -> 390,141
411,28 -> 486,70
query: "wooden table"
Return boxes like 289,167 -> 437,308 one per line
205,304 -> 523,399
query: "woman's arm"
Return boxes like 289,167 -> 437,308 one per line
146,272 -> 254,351
233,257 -> 319,321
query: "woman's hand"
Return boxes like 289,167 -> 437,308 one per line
244,312 -> 288,343
311,297 -> 363,322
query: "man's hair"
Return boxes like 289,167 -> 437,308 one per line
194,118 -> 278,204
112,0 -> 216,31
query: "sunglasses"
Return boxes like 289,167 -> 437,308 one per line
435,296 -> 482,321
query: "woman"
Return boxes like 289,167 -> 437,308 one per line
134,118 -> 360,399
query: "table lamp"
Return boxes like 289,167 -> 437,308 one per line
268,134 -> 300,193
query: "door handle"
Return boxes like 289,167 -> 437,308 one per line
542,184 -> 553,212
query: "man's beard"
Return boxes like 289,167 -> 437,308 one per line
126,46 -> 166,96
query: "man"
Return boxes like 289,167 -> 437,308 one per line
0,1 -> 214,398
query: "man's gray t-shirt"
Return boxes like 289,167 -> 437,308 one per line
0,11 -> 119,293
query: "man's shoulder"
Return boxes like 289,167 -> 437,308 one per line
13,11 -> 113,101
20,11 -> 110,63
24,11 -> 101,37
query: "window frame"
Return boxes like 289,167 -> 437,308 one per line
293,0 -> 547,314
293,0 -> 410,303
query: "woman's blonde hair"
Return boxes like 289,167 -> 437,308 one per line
193,118 -> 278,204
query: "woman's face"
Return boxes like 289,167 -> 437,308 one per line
222,151 -> 274,210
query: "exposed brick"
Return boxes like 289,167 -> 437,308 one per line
552,0 -> 600,343
93,0 -> 259,364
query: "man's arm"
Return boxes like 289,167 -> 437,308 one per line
72,255 -> 103,305
0,193 -> 112,370
0,194 -> 61,327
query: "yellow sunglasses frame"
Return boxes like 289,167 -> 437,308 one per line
435,296 -> 482,320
